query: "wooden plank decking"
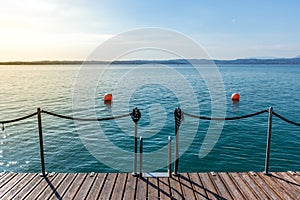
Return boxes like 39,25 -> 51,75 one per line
0,172 -> 299,199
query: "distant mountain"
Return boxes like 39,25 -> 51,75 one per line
1,57 -> 300,65
251,57 -> 278,59
117,58 -> 300,65
213,57 -> 300,65
0,60 -> 83,65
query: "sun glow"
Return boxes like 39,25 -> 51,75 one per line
0,0 -> 113,61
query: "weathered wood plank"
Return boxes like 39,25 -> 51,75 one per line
158,177 -> 171,199
98,173 -> 117,199
218,172 -> 245,200
147,177 -> 159,199
272,172 -> 300,199
37,173 -> 68,200
286,171 -> 300,186
48,173 -> 77,200
209,172 -> 232,199
135,176 -> 146,200
12,173 -> 43,199
0,172 -> 10,181
0,173 -> 19,189
178,173 -> 195,199
187,173 -> 207,200
110,173 -> 127,200
23,173 -> 57,199
84,173 -> 107,199
62,173 -> 87,199
198,173 -> 220,200
277,172 -> 300,192
245,172 -> 280,199
0,173 -> 27,199
257,172 -> 294,200
239,172 -> 269,199
123,174 -> 137,200
1,172 -> 299,199
72,173 -> 97,200
228,173 -> 257,199
1,173 -> 36,199
169,175 -> 183,199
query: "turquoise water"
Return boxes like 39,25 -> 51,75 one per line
0,64 -> 299,173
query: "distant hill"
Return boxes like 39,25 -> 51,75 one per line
1,58 -> 300,65
0,60 -> 84,65
214,58 -> 300,65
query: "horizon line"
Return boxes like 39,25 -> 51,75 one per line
1,56 -> 300,64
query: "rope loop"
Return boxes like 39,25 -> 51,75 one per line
130,107 -> 141,123
174,107 -> 183,127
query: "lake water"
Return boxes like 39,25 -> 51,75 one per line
0,64 -> 299,173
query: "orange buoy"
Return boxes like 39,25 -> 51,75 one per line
231,93 -> 240,101
104,93 -> 113,102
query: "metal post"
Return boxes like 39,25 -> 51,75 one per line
168,136 -> 172,177
173,107 -> 182,175
264,107 -> 273,175
37,108 -> 47,177
139,136 -> 143,177
133,122 -> 138,176
130,107 -> 141,177
174,126 -> 179,175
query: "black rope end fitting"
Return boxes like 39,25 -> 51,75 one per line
130,107 -> 141,123
1,123 -> 4,131
174,107 -> 182,127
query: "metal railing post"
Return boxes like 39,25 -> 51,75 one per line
168,136 -> 172,177
130,107 -> 141,176
174,126 -> 179,175
264,107 -> 273,175
139,136 -> 143,177
37,108 -> 47,177
173,107 -> 182,175
133,122 -> 138,176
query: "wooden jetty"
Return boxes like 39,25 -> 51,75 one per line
0,172 -> 299,199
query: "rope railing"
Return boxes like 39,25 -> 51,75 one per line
1,107 -> 299,177
174,107 -> 299,176
273,111 -> 300,126
182,109 -> 268,120
0,108 -> 136,176
0,112 -> 38,124
1,108 -> 299,126
41,110 -> 130,121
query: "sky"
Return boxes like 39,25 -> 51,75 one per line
1,0 -> 300,61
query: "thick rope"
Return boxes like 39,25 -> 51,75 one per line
42,110 -> 130,121
0,109 -> 299,127
182,109 -> 268,121
273,112 -> 300,126
0,112 -> 38,124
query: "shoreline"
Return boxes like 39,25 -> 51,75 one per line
1,58 -> 300,65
